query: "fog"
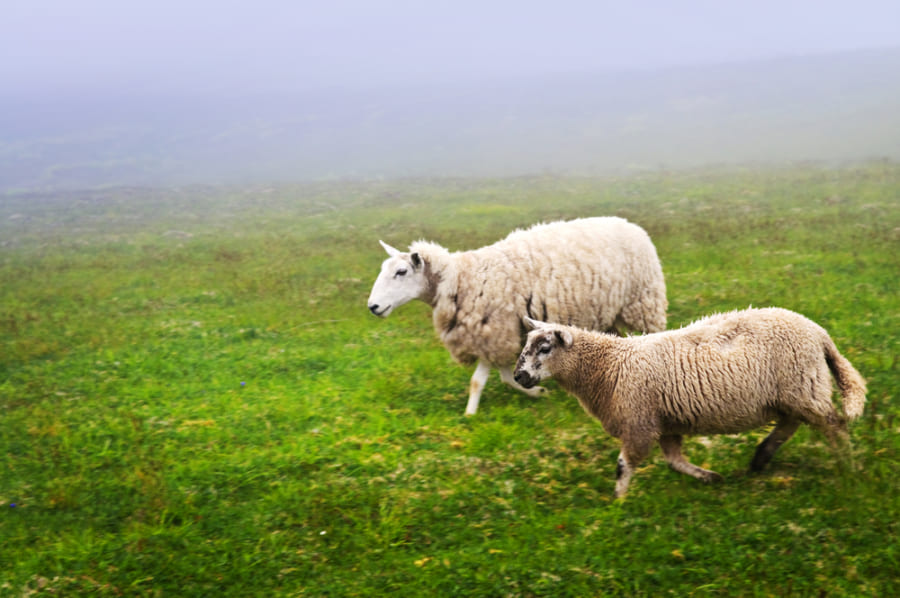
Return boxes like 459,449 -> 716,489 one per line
3,1 -> 900,190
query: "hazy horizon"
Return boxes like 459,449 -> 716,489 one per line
3,2 -> 900,191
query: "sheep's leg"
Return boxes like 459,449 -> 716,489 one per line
464,361 -> 492,416
499,365 -> 547,398
817,418 -> 855,471
614,438 -> 654,498
659,434 -> 723,483
750,418 -> 801,472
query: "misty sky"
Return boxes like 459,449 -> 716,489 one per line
4,0 -> 900,95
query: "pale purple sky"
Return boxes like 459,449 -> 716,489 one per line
3,0 -> 900,94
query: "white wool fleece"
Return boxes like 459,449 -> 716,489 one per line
415,217 -> 667,367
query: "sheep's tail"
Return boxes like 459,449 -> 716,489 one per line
824,338 -> 867,420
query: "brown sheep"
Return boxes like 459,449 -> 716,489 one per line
514,308 -> 867,497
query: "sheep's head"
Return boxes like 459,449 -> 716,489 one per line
367,240 -> 429,317
514,317 -> 574,388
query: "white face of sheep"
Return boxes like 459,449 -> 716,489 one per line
513,317 -> 574,389
367,240 -> 428,318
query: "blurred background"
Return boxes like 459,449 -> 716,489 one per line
2,0 -> 899,191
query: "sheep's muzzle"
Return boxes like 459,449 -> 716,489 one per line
514,368 -> 537,389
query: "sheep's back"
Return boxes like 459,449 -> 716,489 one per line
631,308 -> 836,433
501,217 -> 663,328
439,217 -> 664,365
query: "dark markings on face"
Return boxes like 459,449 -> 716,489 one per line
518,331 -> 554,372
616,456 -> 625,480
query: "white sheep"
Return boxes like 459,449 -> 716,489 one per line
367,217 -> 668,415
513,308 -> 867,497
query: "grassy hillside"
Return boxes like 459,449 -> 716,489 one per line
1,162 -> 898,596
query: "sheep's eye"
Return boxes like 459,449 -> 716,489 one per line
538,344 -> 551,355
395,268 -> 408,277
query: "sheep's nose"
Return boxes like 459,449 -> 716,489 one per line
368,303 -> 380,315
514,370 -> 532,388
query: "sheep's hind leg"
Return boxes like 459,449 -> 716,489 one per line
816,417 -> 855,471
750,418 -> 801,472
659,434 -> 723,483
464,361 -> 492,416
499,365 -> 547,398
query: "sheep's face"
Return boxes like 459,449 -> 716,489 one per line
367,241 -> 429,317
514,321 -> 573,388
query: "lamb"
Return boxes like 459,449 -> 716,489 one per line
513,308 -> 867,497
367,217 -> 668,415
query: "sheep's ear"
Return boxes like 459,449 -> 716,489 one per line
555,329 -> 574,348
523,316 -> 542,330
410,252 -> 422,269
379,240 -> 401,257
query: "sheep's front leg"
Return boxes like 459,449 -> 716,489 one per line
499,365 -> 547,398
464,361 -> 492,416
659,434 -> 723,483
614,438 -> 653,498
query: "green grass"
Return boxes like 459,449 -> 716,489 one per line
2,163 -> 898,596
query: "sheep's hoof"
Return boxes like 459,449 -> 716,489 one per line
702,471 -> 724,483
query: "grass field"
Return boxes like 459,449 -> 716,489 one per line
1,162 -> 898,596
